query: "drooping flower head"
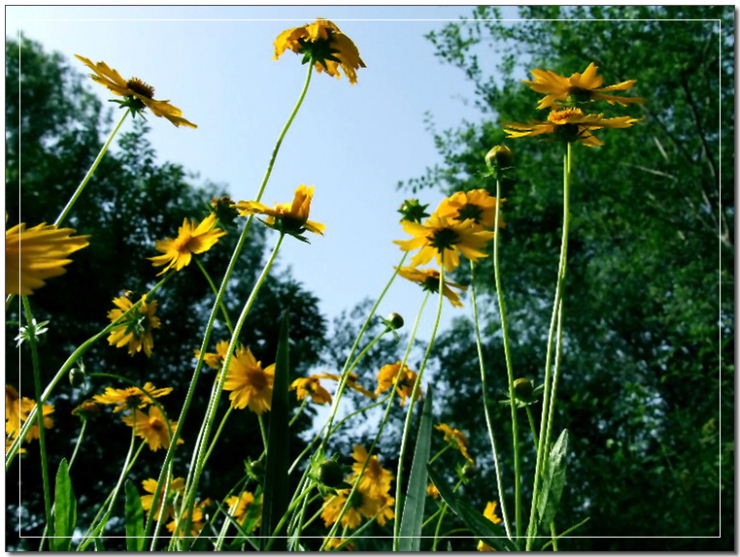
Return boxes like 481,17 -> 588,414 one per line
71,400 -> 102,421
195,339 -> 230,370
5,222 -> 90,295
504,107 -> 641,147
290,375 -> 333,405
140,477 -> 185,521
106,293 -> 161,357
223,347 -> 275,414
523,62 -> 645,110
436,423 -> 475,465
149,213 -> 226,275
436,190 -> 505,230
93,382 -> 173,413
274,19 -> 366,84
122,405 -> 182,452
376,362 -> 421,406
75,55 -> 197,127
233,185 -> 326,241
397,266 -> 467,308
395,213 -> 494,272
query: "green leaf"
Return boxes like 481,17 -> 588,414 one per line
426,466 -> 518,551
260,313 -> 291,550
52,458 -> 77,551
124,480 -> 145,551
399,385 -> 435,551
537,429 -> 569,528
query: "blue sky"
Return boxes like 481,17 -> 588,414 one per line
7,5 -> 515,342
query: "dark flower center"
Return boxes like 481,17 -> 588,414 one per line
422,275 -> 441,293
127,77 -> 155,99
149,417 -> 165,431
568,86 -> 594,102
457,203 -> 484,223
430,227 -> 460,251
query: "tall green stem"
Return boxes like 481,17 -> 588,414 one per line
470,261 -> 512,540
393,266 -> 445,550
55,109 -> 129,226
493,173 -> 522,539
526,142 -> 572,550
145,64 -> 313,548
195,256 -> 234,334
20,296 -> 52,547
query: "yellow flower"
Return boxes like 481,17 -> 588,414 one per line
436,190 -> 505,230
194,340 -> 230,370
93,382 -> 173,412
395,213 -> 494,272
149,213 -> 226,275
436,423 -> 475,465
122,405 -> 182,452
223,347 -> 275,414
5,386 -> 54,441
397,266 -> 467,308
290,375 -> 333,405
226,491 -> 255,525
233,185 -> 326,240
324,537 -> 357,551
376,362 -> 421,406
523,62 -> 645,110
476,501 -> 503,551
167,498 -> 211,536
75,54 -> 197,128
427,482 -> 441,499
140,477 -> 185,521
106,293 -> 161,357
274,19 -> 366,84
321,489 -> 392,530
351,445 -> 394,497
71,400 -> 102,420
313,372 -> 377,400
6,438 -> 25,456
5,222 -> 90,295
504,107 -> 641,147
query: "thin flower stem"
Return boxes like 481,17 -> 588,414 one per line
257,414 -> 268,448
203,405 -> 234,464
540,517 -> 590,550
428,444 -> 451,465
550,521 -> 559,551
20,296 -> 52,547
392,265 -> 446,550
319,252 -> 409,451
77,429 -> 138,550
146,65 -> 312,548
54,109 -> 130,226
321,292 -> 430,547
470,260 -> 513,540
195,256 -> 234,334
432,504 -> 449,551
526,142 -> 572,550
179,233 -> 285,546
526,405 -> 539,449
289,398 -> 309,428
5,273 -> 172,468
492,175 -> 522,540
68,419 -> 88,469
263,485 -> 316,550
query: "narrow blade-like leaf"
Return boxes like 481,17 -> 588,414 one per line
124,480 -> 145,551
399,385 -> 435,551
537,429 -> 569,528
52,458 -> 77,551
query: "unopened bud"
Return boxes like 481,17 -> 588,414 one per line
68,367 -> 86,387
485,145 -> 513,170
387,313 -> 404,330
398,199 -> 430,223
461,461 -> 477,480
513,377 -> 534,402
318,460 -> 345,489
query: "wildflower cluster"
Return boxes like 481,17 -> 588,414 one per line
5,385 -> 54,454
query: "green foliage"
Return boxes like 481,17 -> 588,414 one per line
403,5 -> 733,550
536,429 -> 568,529
124,480 -> 145,551
51,459 -> 76,551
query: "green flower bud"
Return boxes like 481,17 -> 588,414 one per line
318,460 -> 345,489
461,461 -> 477,480
68,366 -> 86,387
485,145 -> 514,170
387,312 -> 404,330
398,199 -> 430,223
513,377 -> 534,402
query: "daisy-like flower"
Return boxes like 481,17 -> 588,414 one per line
194,340 -> 230,370
167,498 -> 211,536
122,405 -> 182,452
93,382 -> 173,412
233,185 -> 326,241
5,222 -> 90,295
274,19 -> 366,84
290,375 -> 333,405
504,107 -> 641,147
140,477 -> 185,521
523,62 -> 645,110
75,55 -> 197,127
395,213 -> 494,272
106,293 -> 161,357
321,488 -> 391,530
436,190 -> 505,230
351,445 -> 394,497
149,213 -> 226,276
5,386 -> 55,441
376,362 -> 421,406
71,400 -> 101,420
226,491 -> 256,525
436,423 -> 475,465
223,347 -> 275,414
476,501 -> 503,551
397,266 -> 467,308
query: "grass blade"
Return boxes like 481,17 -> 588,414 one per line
398,384 -> 434,551
124,480 -> 145,551
537,429 -> 569,528
52,458 -> 77,551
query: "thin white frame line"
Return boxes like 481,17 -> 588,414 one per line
12,13 -> 725,543
17,25 -> 24,540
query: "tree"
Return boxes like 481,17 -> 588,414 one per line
399,5 -> 733,550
